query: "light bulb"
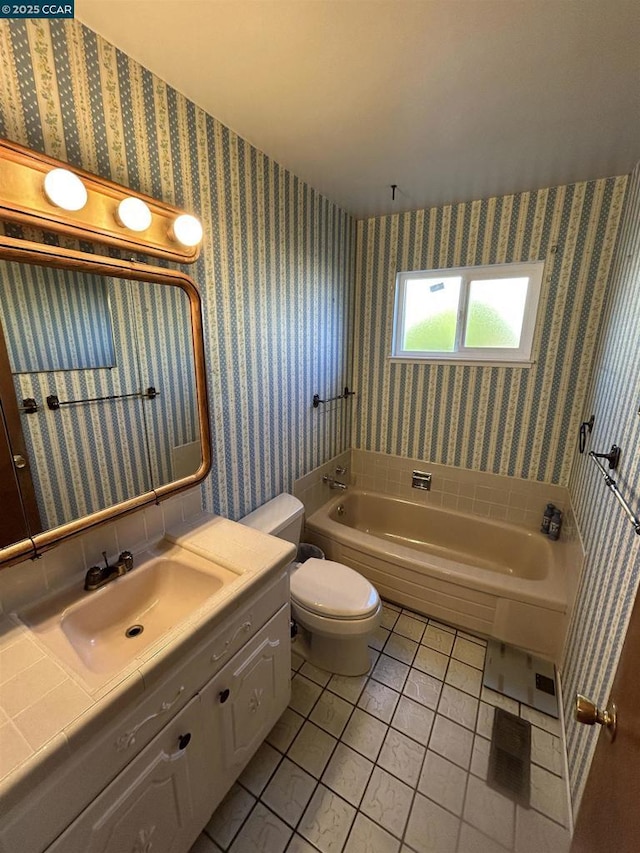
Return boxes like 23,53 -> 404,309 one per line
43,168 -> 88,211
172,214 -> 203,247
116,197 -> 152,232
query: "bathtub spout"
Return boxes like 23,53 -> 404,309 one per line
323,475 -> 348,490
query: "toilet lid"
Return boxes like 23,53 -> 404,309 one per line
291,558 -> 379,619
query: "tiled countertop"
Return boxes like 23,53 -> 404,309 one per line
0,513 -> 294,806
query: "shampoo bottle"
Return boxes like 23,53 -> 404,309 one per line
541,503 -> 555,534
548,509 -> 563,540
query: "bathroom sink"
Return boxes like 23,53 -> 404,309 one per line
19,546 -> 239,688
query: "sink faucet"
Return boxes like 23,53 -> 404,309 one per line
84,550 -> 134,591
322,475 -> 348,491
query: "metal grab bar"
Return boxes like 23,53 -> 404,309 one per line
313,386 -> 356,408
46,387 -> 159,411
589,450 -> 640,535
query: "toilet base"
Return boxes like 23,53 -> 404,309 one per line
291,600 -> 381,677
292,624 -> 372,676
308,632 -> 372,676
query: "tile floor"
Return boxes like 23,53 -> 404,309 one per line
190,602 -> 572,853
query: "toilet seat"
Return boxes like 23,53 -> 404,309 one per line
290,558 -> 379,619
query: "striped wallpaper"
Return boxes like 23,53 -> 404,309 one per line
0,263 -> 115,373
0,18 -> 355,528
1,270 -> 198,531
562,163 -> 640,812
0,10 -> 639,826
352,179 -> 627,485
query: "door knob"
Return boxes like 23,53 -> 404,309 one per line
13,454 -> 26,469
575,693 -> 617,742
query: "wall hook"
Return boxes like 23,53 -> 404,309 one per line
578,414 -> 595,453
591,444 -> 621,470
390,184 -> 397,202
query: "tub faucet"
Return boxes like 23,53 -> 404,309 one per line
84,550 -> 134,591
323,475 -> 348,490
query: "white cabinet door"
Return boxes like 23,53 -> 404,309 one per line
47,695 -> 212,853
204,604 -> 290,787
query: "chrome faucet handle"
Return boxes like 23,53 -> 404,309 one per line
322,475 -> 334,485
335,466 -> 347,475
118,550 -> 134,572
84,565 -> 104,590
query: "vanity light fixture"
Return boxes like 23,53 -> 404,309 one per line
116,196 -> 152,232
43,168 -> 88,211
0,138 -> 201,261
172,213 -> 203,247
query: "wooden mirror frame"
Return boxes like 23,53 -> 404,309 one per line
0,234 -> 211,568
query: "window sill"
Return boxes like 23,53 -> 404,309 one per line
389,357 -> 535,368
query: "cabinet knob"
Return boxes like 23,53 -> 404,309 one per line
178,732 -> 192,750
219,688 -> 230,704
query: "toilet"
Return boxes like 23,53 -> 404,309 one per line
240,493 -> 381,676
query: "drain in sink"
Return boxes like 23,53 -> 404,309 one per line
125,624 -> 144,638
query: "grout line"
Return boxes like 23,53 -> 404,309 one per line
209,600 -> 571,853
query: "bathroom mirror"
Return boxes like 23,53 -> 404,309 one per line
0,234 -> 210,567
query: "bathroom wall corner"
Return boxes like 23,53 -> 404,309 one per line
293,449 -> 351,518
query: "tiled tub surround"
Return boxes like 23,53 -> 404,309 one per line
298,452 -> 583,661
0,500 -> 295,853
192,601 -> 571,853
293,450 -> 351,518
294,450 -> 580,545
349,451 -> 576,532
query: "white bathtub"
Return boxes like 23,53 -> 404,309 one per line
305,490 -> 575,660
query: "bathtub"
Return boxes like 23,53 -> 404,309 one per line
305,490 -> 575,660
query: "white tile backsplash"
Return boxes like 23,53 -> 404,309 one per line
0,486 -> 204,615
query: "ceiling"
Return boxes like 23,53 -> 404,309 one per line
76,1 -> 640,219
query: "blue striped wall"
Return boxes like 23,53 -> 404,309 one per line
0,19 -> 355,526
563,163 -> 640,811
353,181 -> 626,485
0,264 -> 115,373
0,267 -> 198,530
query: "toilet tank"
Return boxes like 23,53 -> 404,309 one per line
239,493 -> 305,546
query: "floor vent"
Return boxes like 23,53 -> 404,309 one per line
488,708 -> 532,807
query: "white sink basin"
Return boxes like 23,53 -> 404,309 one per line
19,545 -> 239,689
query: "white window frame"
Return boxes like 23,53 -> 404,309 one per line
391,260 -> 544,365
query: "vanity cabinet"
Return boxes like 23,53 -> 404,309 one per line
46,695 -> 212,853
0,570 -> 291,853
43,603 -> 290,853
207,603 -> 291,781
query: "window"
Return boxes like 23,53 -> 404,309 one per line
392,261 -> 544,364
